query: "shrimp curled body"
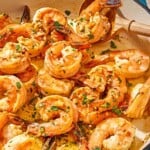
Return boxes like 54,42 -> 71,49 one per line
0,42 -> 30,74
27,95 -> 78,136
0,75 -> 27,112
88,117 -> 135,150
44,41 -> 82,78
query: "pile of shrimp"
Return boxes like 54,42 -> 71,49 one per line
0,0 -> 150,150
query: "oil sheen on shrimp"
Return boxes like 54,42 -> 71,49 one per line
87,49 -> 150,78
27,95 -> 78,136
0,23 -> 31,48
15,64 -> 38,102
70,86 -> 117,124
67,0 -> 111,44
44,41 -> 82,78
0,42 -> 30,74
88,117 -> 135,150
0,75 -> 27,112
3,133 -> 43,150
37,68 -> 74,96
33,7 -> 67,34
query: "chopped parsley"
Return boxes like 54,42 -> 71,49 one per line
100,49 -> 111,55
93,147 -> 101,150
16,44 -> 22,52
16,82 -> 21,89
126,80 -> 133,87
110,41 -> 117,49
101,102 -> 110,108
54,21 -> 63,30
112,106 -> 122,115
82,94 -> 94,105
64,10 -> 71,16
88,33 -> 94,39
51,106 -> 59,111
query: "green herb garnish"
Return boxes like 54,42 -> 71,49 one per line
101,102 -> 110,108
64,10 -> 71,16
54,21 -> 63,30
82,94 -> 94,105
16,44 -> 22,52
100,49 -> 111,55
112,106 -> 122,115
88,33 -> 94,39
16,82 -> 21,89
51,106 -> 59,111
110,41 -> 117,49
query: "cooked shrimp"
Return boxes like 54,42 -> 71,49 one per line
0,123 -> 23,146
67,0 -> 113,44
15,64 -> 38,102
87,49 -> 150,78
0,23 -> 31,48
88,117 -> 135,150
0,75 -> 27,112
67,12 -> 110,44
0,111 -> 9,130
126,77 -> 150,118
3,133 -> 43,150
33,7 -> 67,34
27,95 -> 78,136
0,12 -> 12,29
17,36 -> 46,57
44,41 -> 82,78
37,68 -> 74,96
83,65 -> 127,93
0,42 -> 30,74
70,86 -> 117,124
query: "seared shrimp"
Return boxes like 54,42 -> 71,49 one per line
15,64 -> 38,102
87,49 -> 150,78
27,95 -> 78,136
67,0 -> 112,44
0,42 -> 30,74
0,23 -> 31,48
88,117 -> 135,150
70,86 -> 117,124
0,111 -> 9,130
37,68 -> 74,96
33,7 -> 67,34
44,41 -> 82,78
3,133 -> 43,150
0,75 -> 27,112
0,13 -> 12,29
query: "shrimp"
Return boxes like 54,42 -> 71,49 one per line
70,65 -> 127,124
70,86 -> 117,124
33,7 -> 67,34
0,23 -> 31,48
44,41 -> 82,78
0,42 -> 30,74
0,111 -> 9,130
15,64 -> 38,102
0,75 -> 27,112
3,133 -> 43,150
27,95 -> 78,136
67,0 -> 117,44
88,117 -> 135,150
0,12 -> 12,29
83,65 -> 127,93
37,68 -> 74,96
86,49 -> 150,78
125,77 -> 150,118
